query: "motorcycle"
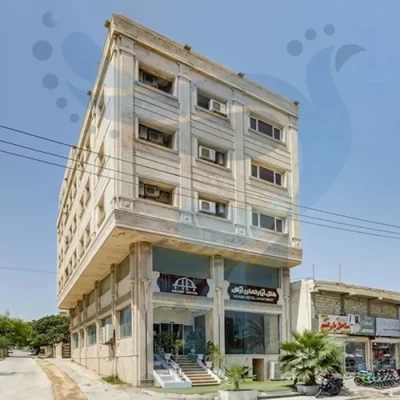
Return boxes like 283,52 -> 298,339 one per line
315,375 -> 343,398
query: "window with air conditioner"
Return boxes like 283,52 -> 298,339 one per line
198,144 -> 227,167
252,210 -> 284,233
138,68 -> 173,94
138,124 -> 173,149
251,164 -> 283,186
138,181 -> 173,205
197,91 -> 227,116
250,116 -> 283,142
199,198 -> 227,218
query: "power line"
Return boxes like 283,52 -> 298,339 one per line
2,138 -> 400,237
0,266 -> 55,274
1,122 -> 400,230
2,148 -> 400,242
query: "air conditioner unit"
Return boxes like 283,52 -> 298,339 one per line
139,125 -> 149,140
269,361 -> 282,380
209,99 -> 226,115
140,71 -> 158,87
102,324 -> 114,344
145,185 -> 160,198
199,199 -> 216,214
199,146 -> 216,162
148,130 -> 164,145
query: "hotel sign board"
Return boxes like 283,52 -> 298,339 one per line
157,273 -> 209,297
227,283 -> 279,304
319,314 -> 351,335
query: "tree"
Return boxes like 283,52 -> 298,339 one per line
0,313 -> 32,348
280,330 -> 343,386
29,315 -> 70,350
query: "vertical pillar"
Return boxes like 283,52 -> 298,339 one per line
94,281 -> 100,373
82,294 -> 88,367
110,264 -> 117,376
132,242 -> 154,386
178,64 -> 193,220
211,256 -> 225,355
115,36 -> 136,204
232,93 -> 247,234
281,268 -> 291,342
289,123 -> 301,248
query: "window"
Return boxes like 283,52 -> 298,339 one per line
139,181 -> 173,205
84,224 -> 91,248
251,164 -> 283,186
102,315 -> 112,327
79,236 -> 84,257
252,211 -> 284,233
198,144 -> 227,167
84,180 -> 91,206
225,312 -> 279,355
138,124 -> 173,149
97,196 -> 106,227
224,260 -> 280,288
139,68 -> 173,94
97,144 -> 105,177
116,256 -> 130,282
250,116 -> 282,141
84,136 -> 91,162
73,333 -> 79,349
197,91 -> 227,116
198,197 -> 227,218
80,330 -> 85,348
120,308 -> 132,338
88,324 -> 97,346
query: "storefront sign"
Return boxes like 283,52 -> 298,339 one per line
157,273 -> 209,297
227,283 -> 279,304
319,314 -> 351,334
349,314 -> 376,336
376,318 -> 400,337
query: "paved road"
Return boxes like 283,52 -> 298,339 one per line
0,350 -> 54,400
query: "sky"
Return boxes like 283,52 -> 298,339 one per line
1,0 -> 400,320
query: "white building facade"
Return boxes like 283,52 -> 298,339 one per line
57,14 -> 302,387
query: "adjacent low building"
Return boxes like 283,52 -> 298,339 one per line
291,280 -> 400,374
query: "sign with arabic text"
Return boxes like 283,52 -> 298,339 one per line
227,283 -> 279,304
319,314 -> 351,335
157,273 -> 209,297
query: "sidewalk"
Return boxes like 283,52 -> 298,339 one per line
48,359 -> 152,400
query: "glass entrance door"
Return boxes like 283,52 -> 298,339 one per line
153,323 -> 189,355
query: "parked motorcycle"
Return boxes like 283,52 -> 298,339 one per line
315,375 -> 343,398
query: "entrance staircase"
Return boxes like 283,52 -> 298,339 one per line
175,355 -> 220,387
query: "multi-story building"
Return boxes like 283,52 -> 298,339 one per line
292,280 -> 400,375
56,14 -> 302,387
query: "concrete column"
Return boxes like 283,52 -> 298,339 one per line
82,294 -> 88,367
115,36 -> 136,203
110,264 -> 117,376
232,93 -> 247,234
211,256 -> 225,354
132,242 -> 154,386
94,281 -> 100,373
178,64 -> 193,220
281,268 -> 291,342
289,123 -> 301,248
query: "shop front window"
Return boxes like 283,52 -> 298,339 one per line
373,342 -> 397,370
345,342 -> 367,374
225,311 -> 279,355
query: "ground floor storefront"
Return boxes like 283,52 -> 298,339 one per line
69,243 -> 292,386
319,314 -> 400,374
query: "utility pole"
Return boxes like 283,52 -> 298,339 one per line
339,264 -> 342,283
312,264 -> 315,280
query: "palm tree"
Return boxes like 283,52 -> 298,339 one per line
225,364 -> 250,391
280,330 -> 343,386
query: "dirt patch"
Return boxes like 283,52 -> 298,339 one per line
36,359 -> 87,400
